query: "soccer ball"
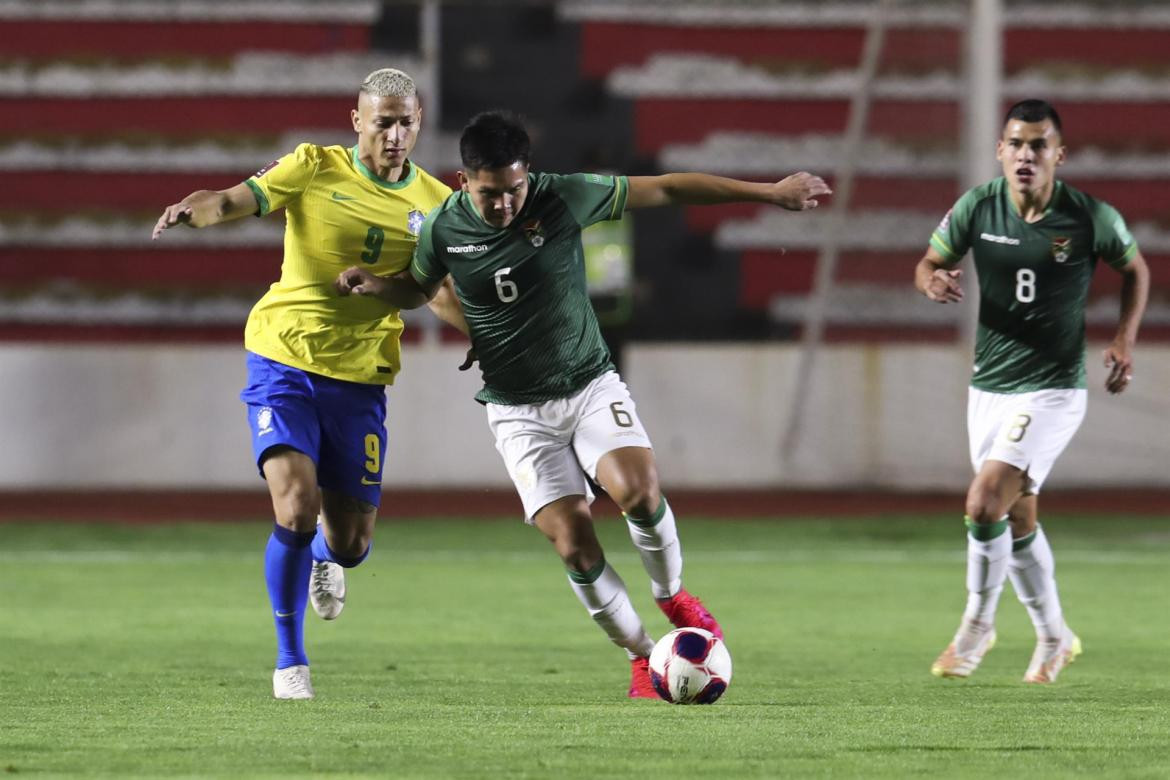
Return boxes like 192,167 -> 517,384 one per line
648,627 -> 732,704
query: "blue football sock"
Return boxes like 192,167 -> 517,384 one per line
265,523 -> 314,669
310,526 -> 372,569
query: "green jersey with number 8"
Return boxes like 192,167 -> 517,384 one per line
411,171 -> 629,405
929,177 -> 1138,393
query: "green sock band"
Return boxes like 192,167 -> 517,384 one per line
965,514 -> 1009,542
566,556 -> 607,585
1012,530 -> 1038,552
623,497 -> 668,528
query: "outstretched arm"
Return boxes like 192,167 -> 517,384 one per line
1103,250 -> 1150,395
914,246 -> 964,303
625,171 -> 831,211
152,182 -> 258,239
335,266 -> 441,310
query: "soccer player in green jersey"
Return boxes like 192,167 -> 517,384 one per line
915,99 -> 1150,683
336,110 -> 831,698
152,68 -> 467,699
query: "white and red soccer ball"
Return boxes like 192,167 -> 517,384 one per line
648,627 -> 732,704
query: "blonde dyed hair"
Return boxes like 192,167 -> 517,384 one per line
360,68 -> 417,98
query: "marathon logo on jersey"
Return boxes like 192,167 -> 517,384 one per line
253,160 -> 280,178
980,232 -> 1020,246
521,219 -> 545,247
1051,236 -> 1071,263
447,243 -> 489,254
406,209 -> 425,237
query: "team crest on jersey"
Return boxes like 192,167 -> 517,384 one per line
406,209 -> 425,236
257,407 -> 274,436
1051,236 -> 1071,263
253,160 -> 280,178
522,219 -> 545,247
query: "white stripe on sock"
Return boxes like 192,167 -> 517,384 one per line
1009,525 -> 1065,641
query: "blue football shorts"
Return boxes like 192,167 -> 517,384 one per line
240,352 -> 388,507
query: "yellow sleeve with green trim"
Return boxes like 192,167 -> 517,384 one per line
245,143 -> 322,215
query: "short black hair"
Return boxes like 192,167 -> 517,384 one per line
1003,99 -> 1063,136
459,111 -> 530,171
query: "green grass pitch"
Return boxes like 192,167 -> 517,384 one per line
2,512 -> 1167,778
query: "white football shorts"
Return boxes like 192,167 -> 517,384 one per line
486,370 -> 653,522
967,387 -> 1087,494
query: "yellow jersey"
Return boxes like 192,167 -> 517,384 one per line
243,143 -> 451,384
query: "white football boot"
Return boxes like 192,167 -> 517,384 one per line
931,619 -> 997,678
1023,624 -> 1082,684
273,665 -> 314,700
309,560 -> 346,620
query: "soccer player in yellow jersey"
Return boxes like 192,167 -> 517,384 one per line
152,68 -> 464,699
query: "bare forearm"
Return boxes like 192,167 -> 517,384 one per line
1116,262 -> 1149,345
153,182 -> 257,239
376,277 -> 434,310
914,257 -> 941,295
336,266 -> 435,309
627,171 -> 829,211
177,190 -> 241,227
654,173 -> 772,206
427,277 -> 470,335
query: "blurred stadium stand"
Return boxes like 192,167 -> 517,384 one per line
0,0 -> 1167,493
0,0 -> 1165,344
558,0 -> 1170,341
0,0 -> 446,341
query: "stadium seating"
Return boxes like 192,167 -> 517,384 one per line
2,1 -> 1165,342
559,0 -> 1169,340
0,0 -> 455,342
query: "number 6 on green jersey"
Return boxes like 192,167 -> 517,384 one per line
494,268 -> 518,302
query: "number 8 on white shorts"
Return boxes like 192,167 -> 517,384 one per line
967,387 -> 1087,494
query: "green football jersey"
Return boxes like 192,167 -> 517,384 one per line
929,177 -> 1137,392
411,171 -> 629,404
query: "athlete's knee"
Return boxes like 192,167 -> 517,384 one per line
606,469 -> 661,518
1007,500 -> 1037,538
551,512 -> 604,573
321,493 -> 376,559
271,488 -> 319,533
327,524 -> 373,561
561,543 -> 603,574
262,448 -> 319,531
965,483 -> 1008,525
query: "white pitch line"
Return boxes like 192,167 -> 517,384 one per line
0,549 -> 1166,566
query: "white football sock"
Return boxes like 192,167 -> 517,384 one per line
1008,524 -> 1065,642
961,517 -> 1011,631
567,560 -> 655,658
625,498 -> 683,600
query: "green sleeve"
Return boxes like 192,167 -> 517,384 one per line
548,173 -> 629,228
1091,199 -> 1139,270
409,210 -> 446,285
928,187 -> 980,266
